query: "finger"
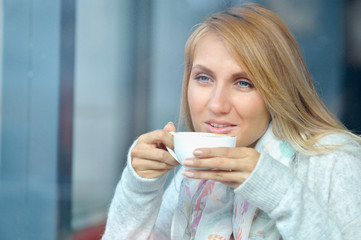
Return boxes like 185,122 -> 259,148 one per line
138,129 -> 174,150
183,157 -> 243,171
193,147 -> 260,171
137,169 -> 169,179
132,144 -> 178,166
132,157 -> 174,171
182,169 -> 250,187
193,147 -> 249,159
163,121 -> 176,132
184,155 -> 257,172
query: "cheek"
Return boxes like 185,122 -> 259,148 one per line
234,94 -> 270,147
246,96 -> 270,132
187,83 -> 210,130
254,98 -> 270,122
236,93 -> 268,120
187,83 -> 207,115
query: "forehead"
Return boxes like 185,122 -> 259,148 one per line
192,32 -> 245,73
193,32 -> 226,54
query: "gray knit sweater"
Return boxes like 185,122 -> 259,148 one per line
102,127 -> 361,239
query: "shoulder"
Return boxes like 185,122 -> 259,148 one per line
296,133 -> 361,201
315,132 -> 361,177
300,133 -> 361,175
317,132 -> 360,145
311,133 -> 361,228
314,132 -> 361,158
299,133 -> 361,204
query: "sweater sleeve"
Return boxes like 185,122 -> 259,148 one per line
102,141 -> 182,240
234,146 -> 361,240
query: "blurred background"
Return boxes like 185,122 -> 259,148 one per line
0,0 -> 360,239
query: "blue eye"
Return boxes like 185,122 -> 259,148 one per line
238,81 -> 249,87
236,80 -> 254,88
195,75 -> 211,82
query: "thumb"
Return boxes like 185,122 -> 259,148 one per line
163,121 -> 176,132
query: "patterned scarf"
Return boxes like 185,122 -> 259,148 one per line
171,124 -> 296,240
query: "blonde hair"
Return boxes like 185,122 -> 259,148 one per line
178,3 -> 361,154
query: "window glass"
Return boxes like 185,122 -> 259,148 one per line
0,0 -> 3,172
71,0 -> 133,231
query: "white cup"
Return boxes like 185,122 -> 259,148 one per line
167,132 -> 237,167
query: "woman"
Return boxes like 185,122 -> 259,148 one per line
102,3 -> 361,240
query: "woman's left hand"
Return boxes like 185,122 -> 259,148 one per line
182,147 -> 260,189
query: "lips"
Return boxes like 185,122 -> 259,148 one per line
205,119 -> 236,134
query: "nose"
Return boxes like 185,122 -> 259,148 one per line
208,84 -> 231,114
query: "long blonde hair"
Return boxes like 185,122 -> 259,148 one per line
179,3 -> 360,154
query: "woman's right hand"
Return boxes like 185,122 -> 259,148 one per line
131,122 -> 179,178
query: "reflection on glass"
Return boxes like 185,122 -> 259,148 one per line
72,0 -> 131,231
0,0 -> 3,173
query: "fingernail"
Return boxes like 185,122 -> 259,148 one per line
183,159 -> 194,166
193,149 -> 203,156
182,171 -> 194,178
164,122 -> 175,132
166,121 -> 173,126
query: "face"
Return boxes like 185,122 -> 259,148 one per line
187,33 -> 270,147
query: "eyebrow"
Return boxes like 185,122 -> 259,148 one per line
191,64 -> 249,79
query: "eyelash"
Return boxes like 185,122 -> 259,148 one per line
235,79 -> 254,88
194,74 -> 211,83
194,74 -> 254,89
